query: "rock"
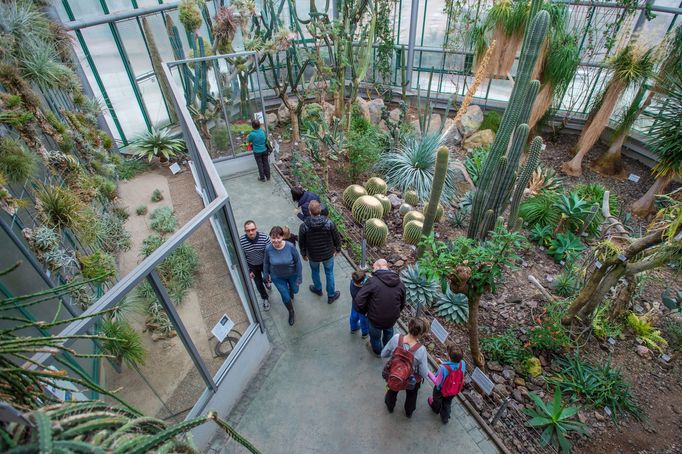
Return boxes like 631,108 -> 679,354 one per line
505,294 -> 522,304
387,194 -> 402,208
512,389 -> 524,403
426,113 -> 442,133
493,384 -> 510,397
538,355 -> 549,367
531,375 -> 546,387
458,104 -> 484,137
266,112 -> 278,128
463,129 -> 495,150
409,118 -> 421,133
594,411 -> 607,422
378,120 -> 388,132
517,386 -> 529,398
449,159 -> 475,196
368,98 -> 385,124
355,97 -> 371,121
492,373 -> 506,384
389,107 -> 402,123
487,361 -> 503,372
394,260 -> 404,267
442,118 -> 462,147
514,377 -> 526,387
526,301 -> 538,310
636,345 -> 652,359
464,390 -> 485,412
502,369 -> 516,382
277,98 -> 299,124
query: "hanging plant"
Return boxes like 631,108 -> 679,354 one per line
178,0 -> 204,34
474,0 -> 529,77
0,136 -> 36,183
79,250 -> 116,284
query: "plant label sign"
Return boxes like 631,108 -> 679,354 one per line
628,174 -> 640,183
211,314 -> 235,343
430,318 -> 449,344
471,367 -> 495,396
169,162 -> 182,175
254,111 -> 265,124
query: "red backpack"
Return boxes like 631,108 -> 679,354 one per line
384,335 -> 421,391
440,363 -> 464,397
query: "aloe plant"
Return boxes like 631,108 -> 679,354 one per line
523,388 -> 588,453
133,128 -> 185,163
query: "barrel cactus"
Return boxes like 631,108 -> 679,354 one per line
399,203 -> 413,216
434,289 -> 469,323
364,218 -> 389,246
404,189 -> 419,206
403,219 -> 423,245
423,201 -> 444,222
403,210 -> 425,228
373,194 -> 391,217
343,184 -> 367,208
352,195 -> 384,224
365,177 -> 388,195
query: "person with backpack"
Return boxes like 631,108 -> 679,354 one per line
427,344 -> 466,424
380,318 -> 429,418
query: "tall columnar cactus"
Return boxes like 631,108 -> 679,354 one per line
403,210 -> 425,228
373,194 -> 391,217
365,177 -> 388,195
467,0 -> 549,241
343,184 -> 367,208
418,146 -> 449,257
364,218 -> 389,246
507,137 -> 543,229
403,220 -> 424,245
352,195 -> 384,224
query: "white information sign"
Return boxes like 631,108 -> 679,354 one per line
211,314 -> 235,343
169,162 -> 182,174
254,111 -> 265,124
471,367 -> 495,395
628,173 -> 640,183
430,318 -> 449,344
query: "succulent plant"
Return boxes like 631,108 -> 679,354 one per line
423,201 -> 444,222
400,264 -> 440,309
365,177 -> 388,195
434,289 -> 469,323
404,189 -> 419,206
343,184 -> 367,208
399,203 -> 413,216
351,195 -> 384,224
364,218 -> 389,246
373,194 -> 391,217
403,219 -> 424,245
403,210 -> 425,228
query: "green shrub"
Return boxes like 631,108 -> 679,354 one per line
481,329 -> 531,366
136,205 -> 147,216
480,111 -> 501,133
151,189 -> 163,202
79,250 -> 116,283
528,303 -> 572,352
139,234 -> 199,304
0,137 -> 36,183
92,175 -> 117,201
212,126 -> 229,150
112,206 -> 129,220
548,232 -> 586,263
149,206 -> 177,234
664,319 -> 682,350
95,211 -> 132,254
116,158 -> 151,180
347,122 -> 384,181
230,122 -> 253,135
591,304 -> 623,339
627,312 -> 668,352
519,191 -> 561,229
529,224 -> 553,247
100,318 -> 145,367
464,146 -> 489,186
573,183 -> 619,216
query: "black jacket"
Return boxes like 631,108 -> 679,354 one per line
354,270 -> 406,329
299,216 -> 341,262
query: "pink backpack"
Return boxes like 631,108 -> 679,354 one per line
440,363 -> 464,397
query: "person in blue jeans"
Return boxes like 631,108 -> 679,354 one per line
263,226 -> 302,326
299,200 -> 341,304
349,270 -> 369,338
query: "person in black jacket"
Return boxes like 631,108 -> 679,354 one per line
354,259 -> 406,356
291,185 -> 328,221
299,200 -> 341,304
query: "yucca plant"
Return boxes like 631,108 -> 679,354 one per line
0,136 -> 35,183
377,133 -> 455,203
343,184 -> 367,208
434,289 -> 469,323
99,317 -> 146,368
523,388 -> 588,453
133,128 -> 185,163
36,184 -> 84,230
519,191 -> 561,229
364,218 -> 389,246
400,265 -> 440,313
351,195 -> 384,224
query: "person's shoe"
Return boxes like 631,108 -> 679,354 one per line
361,332 -> 368,339
351,328 -> 359,334
262,298 -> 270,312
265,281 -> 272,291
427,396 -> 434,407
405,412 -> 413,419
257,177 -> 266,182
365,341 -> 380,358
284,302 -> 295,326
309,285 -> 323,296
327,291 -> 340,304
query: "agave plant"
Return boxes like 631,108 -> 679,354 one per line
434,289 -> 469,323
553,192 -> 591,233
133,128 -> 185,163
523,388 -> 588,453
529,223 -> 553,247
400,265 -> 440,311
377,133 -> 455,203
548,232 -> 586,262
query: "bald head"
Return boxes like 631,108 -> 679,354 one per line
373,259 -> 389,271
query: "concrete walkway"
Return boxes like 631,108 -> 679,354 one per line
209,170 -> 499,454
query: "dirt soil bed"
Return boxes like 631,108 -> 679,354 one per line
272,121 -> 682,453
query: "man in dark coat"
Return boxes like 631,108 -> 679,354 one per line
299,200 -> 342,304
354,259 -> 406,356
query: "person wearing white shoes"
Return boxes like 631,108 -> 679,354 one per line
239,220 -> 272,311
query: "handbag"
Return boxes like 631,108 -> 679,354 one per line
265,139 -> 273,155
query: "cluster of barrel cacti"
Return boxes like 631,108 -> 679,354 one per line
352,195 -> 384,224
467,0 -> 549,241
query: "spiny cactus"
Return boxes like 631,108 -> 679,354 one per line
403,219 -> 424,245
403,210 -> 425,228
399,203 -> 413,216
404,189 -> 419,206
373,194 -> 391,217
365,177 -> 388,195
434,289 -> 469,323
418,146 -> 449,259
507,137 -> 543,229
343,184 -> 367,208
467,0 -> 549,241
364,218 -> 389,246
423,202 -> 444,222
352,195 -> 384,224
400,264 -> 440,309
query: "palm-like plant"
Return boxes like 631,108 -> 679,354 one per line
377,133 -> 455,203
523,388 -> 588,453
519,191 -> 561,229
133,128 -> 185,163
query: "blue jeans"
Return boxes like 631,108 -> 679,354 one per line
349,308 -> 368,335
271,274 -> 299,305
309,257 -> 335,296
368,320 -> 394,355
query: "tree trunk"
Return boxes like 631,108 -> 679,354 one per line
591,131 -> 627,177
577,264 -> 626,319
562,265 -> 607,324
290,109 -> 301,144
609,276 -> 636,321
631,173 -> 674,217
467,291 -> 485,368
528,83 -> 554,130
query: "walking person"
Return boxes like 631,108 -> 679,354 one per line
381,318 -> 429,418
427,344 -> 466,424
349,270 -> 369,338
290,185 -> 327,221
239,220 -> 271,311
248,118 -> 270,182
355,259 -> 406,356
263,226 -> 302,326
299,200 -> 341,304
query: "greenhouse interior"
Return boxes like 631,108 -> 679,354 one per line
0,0 -> 681,452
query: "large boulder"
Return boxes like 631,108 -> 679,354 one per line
266,112 -> 278,129
463,129 -> 495,150
442,118 -> 462,147
389,107 -> 402,123
458,104 -> 484,137
449,158 -> 475,196
368,98 -> 385,124
355,97 -> 371,121
277,98 -> 299,124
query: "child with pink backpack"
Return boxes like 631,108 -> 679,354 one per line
427,344 -> 465,424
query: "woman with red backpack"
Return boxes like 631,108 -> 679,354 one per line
380,318 -> 429,418
427,344 -> 466,424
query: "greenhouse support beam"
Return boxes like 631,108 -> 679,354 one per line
551,0 -> 682,15
405,0 -> 420,86
62,1 -> 182,31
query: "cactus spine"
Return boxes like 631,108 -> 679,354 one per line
507,137 -> 543,229
403,220 -> 424,245
373,194 -> 391,217
417,146 -> 449,257
343,184 -> 367,208
364,218 -> 389,246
